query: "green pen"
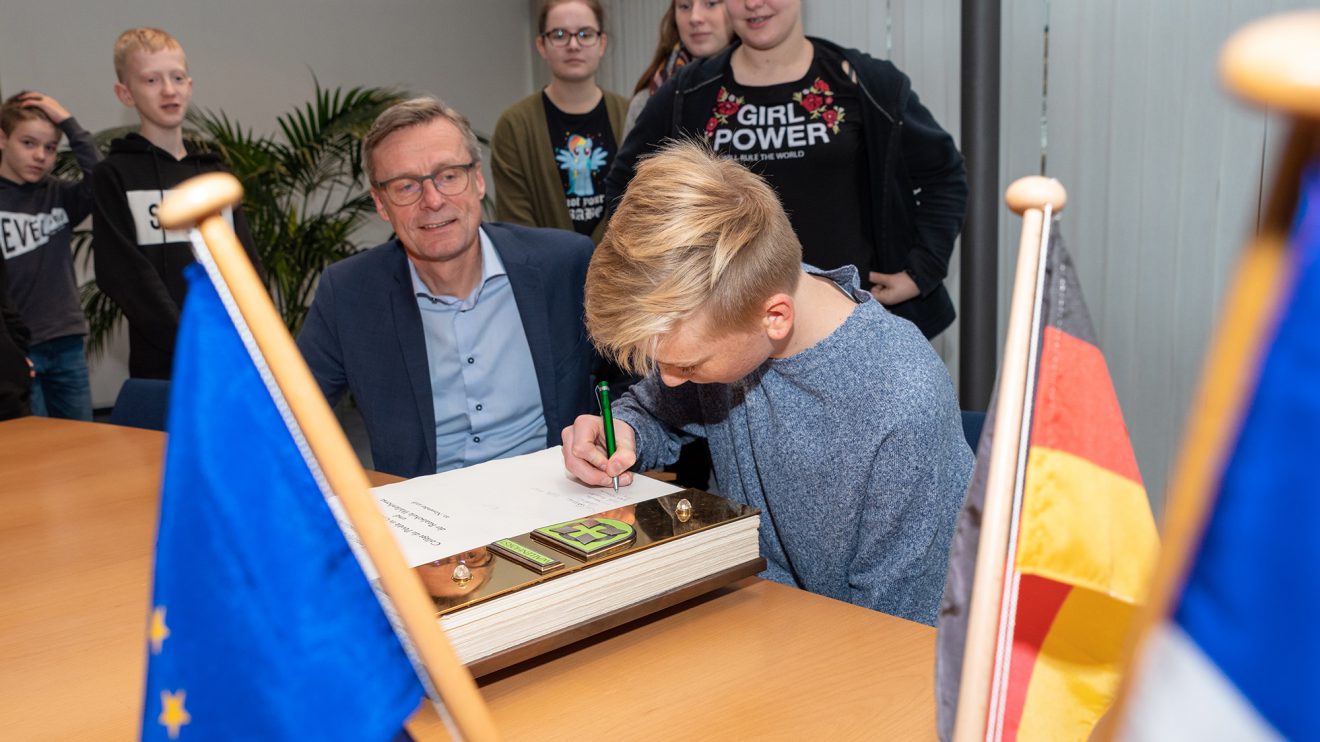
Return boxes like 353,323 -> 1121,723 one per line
595,381 -> 619,492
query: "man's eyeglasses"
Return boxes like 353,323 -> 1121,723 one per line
373,162 -> 476,206
542,27 -> 602,47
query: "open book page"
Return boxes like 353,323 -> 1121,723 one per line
367,446 -> 680,568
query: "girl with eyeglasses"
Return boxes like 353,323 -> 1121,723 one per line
491,0 -> 628,245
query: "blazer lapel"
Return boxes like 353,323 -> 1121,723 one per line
389,248 -> 437,473
495,230 -> 560,440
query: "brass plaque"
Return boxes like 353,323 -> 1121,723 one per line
490,538 -> 564,574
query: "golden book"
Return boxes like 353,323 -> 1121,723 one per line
413,488 -> 762,677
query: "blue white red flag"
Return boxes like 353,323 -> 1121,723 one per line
1120,162 -> 1320,740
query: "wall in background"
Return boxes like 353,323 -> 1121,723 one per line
997,0 -> 1309,510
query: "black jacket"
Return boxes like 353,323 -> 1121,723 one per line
92,133 -> 261,379
606,38 -> 967,339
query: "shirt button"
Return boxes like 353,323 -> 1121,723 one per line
467,357 -> 475,364
473,436 -> 481,443
475,404 -> 483,411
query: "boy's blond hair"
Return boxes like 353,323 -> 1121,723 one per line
113,27 -> 185,82
587,140 -> 801,375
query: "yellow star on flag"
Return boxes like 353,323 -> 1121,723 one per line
149,606 -> 171,654
158,689 -> 191,739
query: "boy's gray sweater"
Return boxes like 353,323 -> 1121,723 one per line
614,266 -> 973,625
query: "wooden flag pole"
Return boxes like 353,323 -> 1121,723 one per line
953,176 -> 1066,742
1105,11 -> 1320,736
158,173 -> 500,742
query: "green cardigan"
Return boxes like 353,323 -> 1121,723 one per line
490,90 -> 629,245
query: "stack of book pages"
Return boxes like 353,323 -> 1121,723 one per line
430,491 -> 761,674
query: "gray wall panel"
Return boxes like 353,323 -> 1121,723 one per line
1035,0 -> 1308,509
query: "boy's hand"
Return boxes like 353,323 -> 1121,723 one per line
869,270 -> 920,305
17,92 -> 71,124
562,414 -> 637,488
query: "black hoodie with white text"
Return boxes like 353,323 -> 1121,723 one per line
92,132 -> 260,379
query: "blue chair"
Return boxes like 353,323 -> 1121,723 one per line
960,410 -> 987,451
109,379 -> 172,431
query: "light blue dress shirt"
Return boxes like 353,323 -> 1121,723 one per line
409,228 -> 547,472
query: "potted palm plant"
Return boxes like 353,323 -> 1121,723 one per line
192,82 -> 404,332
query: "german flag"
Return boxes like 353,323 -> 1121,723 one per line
1001,233 -> 1160,739
936,230 -> 1159,741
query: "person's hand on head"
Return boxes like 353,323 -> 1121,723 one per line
18,91 -> 71,124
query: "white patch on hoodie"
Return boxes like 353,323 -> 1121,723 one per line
123,189 -> 233,246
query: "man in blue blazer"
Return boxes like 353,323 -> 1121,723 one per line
298,98 -> 607,479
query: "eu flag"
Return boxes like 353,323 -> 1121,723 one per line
142,264 -> 423,740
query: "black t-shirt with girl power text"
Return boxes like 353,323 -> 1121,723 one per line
542,93 -> 617,237
703,46 -> 874,281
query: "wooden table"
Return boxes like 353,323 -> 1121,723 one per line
0,417 -> 936,740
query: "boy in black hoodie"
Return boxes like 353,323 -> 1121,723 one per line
93,27 -> 260,379
0,92 -> 99,420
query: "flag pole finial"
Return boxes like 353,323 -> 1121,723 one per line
157,172 -> 245,229
1221,10 -> 1320,119
1005,176 -> 1067,216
